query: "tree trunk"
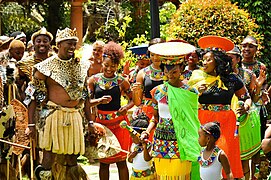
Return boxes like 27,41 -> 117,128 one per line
46,0 -> 64,44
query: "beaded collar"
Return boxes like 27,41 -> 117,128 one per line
144,65 -> 163,81
94,73 -> 124,90
198,146 -> 220,167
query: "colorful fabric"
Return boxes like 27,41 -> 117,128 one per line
199,104 -> 231,111
239,106 -> 261,160
151,83 -> 199,160
188,69 -> 228,90
198,146 -> 220,167
167,82 -> 201,162
93,73 -> 125,90
154,158 -> 191,179
131,167 -> 155,178
144,65 -> 163,81
199,146 -> 223,180
198,109 -> 243,178
182,69 -> 193,81
152,135 -> 179,159
142,98 -> 153,106
98,110 -> 121,120
96,110 -> 131,164
39,101 -> 85,155
130,174 -> 156,180
242,61 -> 266,106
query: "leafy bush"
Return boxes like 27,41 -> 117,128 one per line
163,0 -> 262,49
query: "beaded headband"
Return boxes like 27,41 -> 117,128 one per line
241,39 -> 258,46
200,125 -> 220,139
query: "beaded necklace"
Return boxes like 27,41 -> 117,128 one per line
147,65 -> 163,80
198,146 -> 220,167
94,73 -> 124,90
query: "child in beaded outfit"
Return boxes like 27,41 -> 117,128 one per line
127,113 -> 156,180
198,122 -> 233,180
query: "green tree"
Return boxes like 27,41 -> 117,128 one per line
163,0 -> 262,47
0,2 -> 40,37
0,1 -> 70,42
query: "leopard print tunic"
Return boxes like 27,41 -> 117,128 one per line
35,55 -> 90,100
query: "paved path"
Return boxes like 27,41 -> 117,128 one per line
81,161 -> 133,180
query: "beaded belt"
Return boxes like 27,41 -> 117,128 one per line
132,166 -> 155,178
142,98 -> 153,106
199,104 -> 231,111
98,111 -> 121,120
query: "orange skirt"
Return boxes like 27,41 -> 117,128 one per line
198,109 -> 243,178
96,110 -> 131,164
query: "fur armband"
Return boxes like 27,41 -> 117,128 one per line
23,77 -> 47,105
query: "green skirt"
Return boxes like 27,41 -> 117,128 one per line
239,106 -> 261,160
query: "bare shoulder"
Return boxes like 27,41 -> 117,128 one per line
136,68 -> 145,83
218,149 -> 228,162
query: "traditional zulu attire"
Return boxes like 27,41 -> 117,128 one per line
234,68 -> 261,160
188,69 -> 246,178
128,44 -> 150,85
137,65 -> 163,120
93,73 -> 131,163
25,54 -> 89,155
242,60 -> 268,139
0,47 -> 21,180
148,42 -> 201,179
24,28 -> 89,180
151,82 -> 200,179
130,141 -> 156,180
17,54 -> 47,82
199,146 -> 223,180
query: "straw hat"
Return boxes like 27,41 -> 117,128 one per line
167,39 -> 188,43
148,42 -> 196,65
198,35 -> 234,52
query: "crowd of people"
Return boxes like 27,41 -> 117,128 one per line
0,26 -> 270,180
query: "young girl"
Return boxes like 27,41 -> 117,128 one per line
198,122 -> 234,180
127,113 -> 156,180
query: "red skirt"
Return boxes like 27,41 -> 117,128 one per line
96,110 -> 131,164
198,109 -> 243,178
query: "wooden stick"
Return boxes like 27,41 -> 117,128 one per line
18,155 -> 22,180
0,139 -> 30,149
30,138 -> 34,180
6,155 -> 10,180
